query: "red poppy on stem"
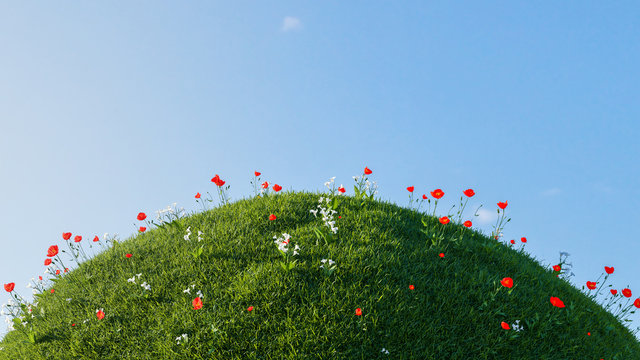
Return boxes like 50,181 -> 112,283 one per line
195,192 -> 201,199
439,216 -> 450,225
431,189 -> 444,199
273,184 -> 283,192
269,214 -> 277,221
463,189 -> 475,197
497,201 -> 508,209
605,266 -> 614,274
139,227 -> 146,233
634,298 -> 640,308
44,259 -> 52,266
211,174 -> 225,187
622,288 -> 632,298
355,308 -> 362,316
247,306 -> 254,312
364,167 -> 372,175
96,309 -> 105,320
510,240 -> 515,244
463,221 -> 472,228
262,181 -> 269,189
74,235 -> 82,243
586,281 -> 596,290
56,270 -> 61,275
254,171 -> 261,177
125,253 -> 132,258
4,283 -> 15,292
550,296 -> 565,308
50,289 -> 55,294
501,321 -> 510,330
409,285 -> 415,290
500,277 -> 513,289
611,289 -> 618,296
47,245 -> 59,257
93,236 -> 99,242
192,297 -> 203,310
407,186 -> 414,193
553,265 -> 561,272
521,237 -> 527,243
422,194 -> 428,200
338,186 -> 346,193
62,232 -> 72,240
137,212 -> 147,221
587,332 -> 591,336
439,253 -> 445,258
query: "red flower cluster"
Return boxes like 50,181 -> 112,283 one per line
211,174 -> 225,187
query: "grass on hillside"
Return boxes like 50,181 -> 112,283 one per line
1,178 -> 640,359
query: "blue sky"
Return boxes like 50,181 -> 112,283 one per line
1,2 -> 639,340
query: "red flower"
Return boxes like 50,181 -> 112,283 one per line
439,253 -> 445,258
430,189 -> 444,199
463,189 -> 475,197
254,171 -> 261,177
605,266 -> 614,274
96,309 -> 105,320
269,214 -> 276,221
74,235 -> 82,243
634,298 -> 640,308
125,253 -> 132,258
501,321 -> 510,330
137,212 -> 147,221
439,216 -> 450,225
463,221 -> 472,228
587,332 -> 591,336
338,186 -> 346,193
139,227 -> 146,233
47,245 -> 59,257
355,308 -> 362,316
409,285 -> 415,290
4,283 -> 15,292
364,167 -> 372,175
262,181 -> 269,189
247,306 -> 254,312
586,281 -> 596,290
273,184 -> 282,192
510,240 -> 515,244
622,288 -> 632,298
195,192 -> 201,199
611,289 -> 618,296
407,186 -> 414,193
497,201 -> 508,209
192,297 -> 203,310
72,323 -> 76,327
56,270 -> 61,275
64,268 -> 69,273
44,259 -> 52,266
51,289 -> 55,294
500,277 -> 513,288
553,265 -> 561,272
422,194 -> 428,199
93,236 -> 99,242
38,276 -> 42,281
211,174 -> 225,187
550,296 -> 565,308
62,232 -> 72,240
521,237 -> 527,243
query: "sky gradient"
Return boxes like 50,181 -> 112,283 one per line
1,2 -> 639,340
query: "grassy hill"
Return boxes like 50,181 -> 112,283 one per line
1,192 -> 639,359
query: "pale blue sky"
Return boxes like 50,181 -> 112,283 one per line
1,2 -> 639,339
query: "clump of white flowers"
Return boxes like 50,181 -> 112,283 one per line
155,202 -> 186,224
310,197 -> 338,234
273,233 -> 300,255
176,333 -> 188,345
512,320 -> 524,332
127,273 -> 143,284
381,348 -> 390,355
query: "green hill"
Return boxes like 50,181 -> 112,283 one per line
1,192 -> 639,359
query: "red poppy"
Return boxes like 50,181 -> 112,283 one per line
51,289 -> 55,294
550,296 -> 565,308
72,323 -> 76,327
254,171 -> 261,177
605,266 -> 614,274
247,306 -> 254,312
74,235 -> 82,243
439,253 -> 445,258
137,212 -> 147,221
93,236 -> 99,242
62,232 -> 72,240
64,268 -> 69,273
407,186 -> 414,193
38,276 -> 42,281
269,214 -> 276,221
193,297 -> 203,310
211,174 -> 225,187
4,283 -> 15,292
96,309 -> 105,320
463,189 -> 475,197
273,184 -> 282,192
262,181 -> 269,189
139,227 -> 146,233
195,192 -> 201,199
587,332 -> 591,336
586,281 -> 596,290
622,288 -> 632,298
338,216 -> 342,219
364,167 -> 372,175
463,221 -> 472,227
44,259 -> 52,266
634,298 -> 640,308
500,277 -> 513,288
521,237 -> 527,243
611,289 -> 618,296
431,189 -> 444,199
355,308 -> 362,316
47,245 -> 59,257
439,216 -> 450,225
125,253 -> 132,258
56,270 -> 60,275
510,240 -> 515,244
422,194 -> 428,200
338,187 -> 346,193
501,321 -> 510,330
409,285 -> 415,290
553,265 -> 561,272
497,201 -> 508,209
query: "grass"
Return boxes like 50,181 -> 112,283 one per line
1,191 -> 639,359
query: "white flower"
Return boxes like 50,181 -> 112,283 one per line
176,333 -> 188,344
66,298 -> 72,302
381,348 -> 390,354
196,290 -> 203,299
141,282 -> 151,291
127,276 -> 136,283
